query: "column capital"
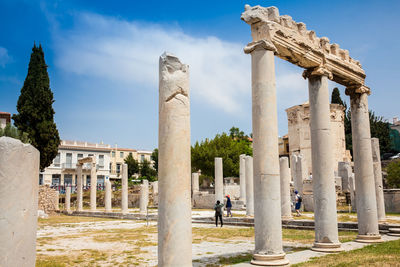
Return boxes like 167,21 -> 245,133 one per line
302,65 -> 333,80
345,84 -> 371,97
244,39 -> 276,54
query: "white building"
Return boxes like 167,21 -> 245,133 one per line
40,140 -> 112,187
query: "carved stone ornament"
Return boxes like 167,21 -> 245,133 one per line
345,85 -> 371,96
302,65 -> 333,80
241,5 -> 367,89
244,39 -> 277,54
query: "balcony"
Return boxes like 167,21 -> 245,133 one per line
62,163 -> 76,169
62,163 -> 104,171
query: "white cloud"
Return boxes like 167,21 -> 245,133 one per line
0,47 -> 11,67
53,13 -> 307,115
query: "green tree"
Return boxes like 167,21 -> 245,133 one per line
151,148 -> 158,173
0,123 -> 30,143
191,130 -> 252,180
140,159 -> 157,181
331,87 -> 345,106
12,44 -> 60,171
124,153 -> 139,177
387,160 -> 400,188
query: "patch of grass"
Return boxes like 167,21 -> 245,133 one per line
337,214 -> 358,222
293,239 -> 400,267
38,215 -> 118,227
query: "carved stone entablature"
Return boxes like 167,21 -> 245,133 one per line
345,85 -> 371,96
241,5 -> 366,88
287,110 -> 298,125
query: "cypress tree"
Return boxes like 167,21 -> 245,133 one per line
13,44 -> 60,171
331,87 -> 344,106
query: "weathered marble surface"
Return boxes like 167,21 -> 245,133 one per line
158,52 -> 192,266
0,137 -> 40,267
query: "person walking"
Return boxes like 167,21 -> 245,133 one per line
214,200 -> 224,227
225,195 -> 232,217
294,190 -> 302,217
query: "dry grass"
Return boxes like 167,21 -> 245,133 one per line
293,239 -> 400,267
38,214 -> 117,227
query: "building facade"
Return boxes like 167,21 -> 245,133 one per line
40,140 -> 112,187
0,112 -> 11,129
285,102 -> 351,174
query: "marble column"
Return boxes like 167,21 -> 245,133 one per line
76,163 -> 83,211
280,157 -> 292,220
121,163 -> 128,214
338,162 -> 352,193
295,154 -> 307,196
348,88 -> 382,243
245,40 -> 288,266
192,172 -> 199,193
215,157 -> 224,203
290,153 -> 298,183
90,161 -> 97,212
245,156 -> 254,216
65,186 -> 71,212
105,180 -> 112,212
158,52 -> 192,266
239,154 -> 246,202
371,138 -> 386,222
140,179 -> 149,214
0,137 -> 40,266
305,67 -> 342,252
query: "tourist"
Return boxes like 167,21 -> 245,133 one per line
294,190 -> 302,217
214,200 -> 224,227
225,195 -> 232,217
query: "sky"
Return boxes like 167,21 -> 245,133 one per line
1,0 -> 399,150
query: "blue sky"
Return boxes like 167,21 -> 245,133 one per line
1,0 -> 399,150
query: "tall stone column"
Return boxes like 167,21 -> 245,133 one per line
295,154 -> 307,196
192,172 -> 199,193
0,137 -> 40,266
245,156 -> 254,216
90,161 -> 97,212
121,163 -> 128,214
215,157 -> 224,203
65,186 -> 71,212
105,180 -> 112,212
158,52 -> 192,266
245,40 -> 288,266
76,163 -> 83,211
290,153 -> 298,183
348,88 -> 382,242
304,66 -> 342,252
140,179 -> 149,214
239,154 -> 246,202
280,157 -> 292,220
371,138 -> 386,222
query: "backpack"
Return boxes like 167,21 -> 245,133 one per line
215,204 -> 222,214
297,195 -> 302,203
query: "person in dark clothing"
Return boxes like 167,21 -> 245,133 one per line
214,200 -> 224,227
225,195 -> 232,217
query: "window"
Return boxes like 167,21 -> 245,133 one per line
65,153 -> 73,169
53,153 -> 60,166
52,174 -> 61,185
86,175 -> 91,186
97,175 -> 105,187
39,174 -> 43,185
77,153 -> 83,159
120,152 -> 124,158
117,163 -> 121,174
129,152 -> 132,156
141,155 -> 145,162
64,174 -> 73,186
112,151 -> 115,157
98,155 -> 104,168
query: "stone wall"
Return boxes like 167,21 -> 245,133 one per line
224,184 -> 240,199
193,192 -> 215,209
384,189 -> 400,213
285,103 -> 351,174
38,185 -> 59,214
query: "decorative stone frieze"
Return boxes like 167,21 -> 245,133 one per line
241,5 -> 366,88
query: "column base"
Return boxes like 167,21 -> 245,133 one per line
387,228 -> 400,237
311,242 -> 343,253
355,234 -> 383,243
281,216 -> 293,221
251,253 -> 289,266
